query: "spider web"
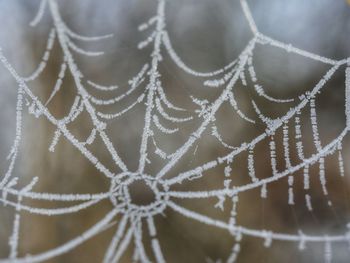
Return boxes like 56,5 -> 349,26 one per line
0,0 -> 350,262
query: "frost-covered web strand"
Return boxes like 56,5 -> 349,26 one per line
66,37 -> 104,57
63,22 -> 113,42
247,146 -> 258,182
48,0 -> 128,172
1,0 -> 350,261
132,219 -> 151,263
0,81 -> 24,189
166,127 -> 348,199
45,62 -> 67,105
227,91 -> 255,124
97,93 -> 146,119
23,29 -> 56,82
155,97 -> 192,123
87,80 -> 119,91
88,65 -> 148,106
153,115 -> 179,134
227,230 -> 242,263
239,0 -> 258,35
168,201 -> 350,243
29,0 -> 47,27
310,98 -> 330,199
0,51 -> 116,178
8,203 -> 20,259
138,0 -> 166,174
247,54 -> 294,103
147,216 -> 166,263
103,215 -> 128,263
0,209 -> 118,263
256,34 -> 342,66
345,66 -> 350,127
162,31 -> 237,77
110,227 -> 134,263
157,38 -> 257,179
166,62 -> 342,186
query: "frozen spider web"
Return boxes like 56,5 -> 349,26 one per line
0,0 -> 350,262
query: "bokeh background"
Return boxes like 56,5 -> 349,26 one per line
1,0 -> 350,262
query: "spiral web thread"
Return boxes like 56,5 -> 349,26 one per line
0,0 -> 350,262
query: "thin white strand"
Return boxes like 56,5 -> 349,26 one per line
269,136 -> 278,175
257,34 -> 342,65
48,129 -> 61,152
166,63 -> 342,186
138,31 -> 157,49
0,84 -> 24,189
310,98 -> 329,198
138,0 -> 166,174
247,55 -> 294,103
45,62 -> 67,105
151,134 -> 175,160
138,16 -> 158,31
66,38 -> 104,57
0,209 -> 118,263
23,29 -> 56,81
227,91 -> 255,124
228,194 -> 239,225
166,127 -> 347,199
261,183 -> 267,199
324,239 -> 332,263
155,97 -> 193,123
211,125 -> 236,150
305,194 -> 313,211
294,112 -> 305,160
240,71 -> 247,86
133,219 -> 151,263
103,215 -> 129,263
156,83 -> 186,111
252,100 -> 276,129
345,66 -> 350,128
97,93 -> 145,120
147,216 -> 166,263
30,0 -> 48,27
8,213 -> 20,259
63,22 -> 113,41
227,229 -> 242,263
303,165 -> 310,190
64,96 -> 83,122
48,0 -> 128,172
87,80 -> 119,91
156,38 -> 257,179
0,197 -> 102,216
110,227 -> 134,263
153,115 -> 179,134
3,188 -> 109,202
89,68 -> 148,105
129,63 -> 149,87
283,123 -> 292,168
168,201 -> 350,243
247,146 -> 258,182
162,31 -> 237,77
239,0 -> 258,35
288,176 -> 294,205
83,128 -> 97,145
203,66 -> 237,88
88,64 -> 148,105
337,143 -> 345,177
254,84 -> 294,103
0,51 -> 117,177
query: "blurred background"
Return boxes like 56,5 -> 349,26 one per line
1,0 -> 350,262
